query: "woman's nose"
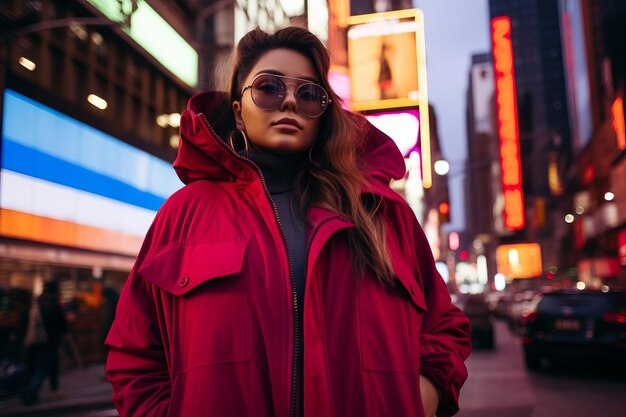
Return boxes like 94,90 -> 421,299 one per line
279,85 -> 298,112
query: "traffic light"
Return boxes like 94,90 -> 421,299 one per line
545,266 -> 558,280
438,202 -> 450,223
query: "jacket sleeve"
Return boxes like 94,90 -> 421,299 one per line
412,218 -> 471,417
105,252 -> 171,417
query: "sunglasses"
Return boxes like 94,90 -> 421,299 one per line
241,73 -> 331,118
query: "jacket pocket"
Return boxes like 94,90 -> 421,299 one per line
140,240 -> 247,295
139,239 -> 251,367
358,258 -> 427,372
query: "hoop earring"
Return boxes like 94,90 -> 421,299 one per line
228,131 -> 236,150
228,130 -> 249,158
239,130 -> 249,157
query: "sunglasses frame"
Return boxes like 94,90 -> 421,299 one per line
241,73 -> 332,118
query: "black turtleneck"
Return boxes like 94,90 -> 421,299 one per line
247,149 -> 308,307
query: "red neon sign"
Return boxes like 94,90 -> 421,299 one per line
492,16 -> 525,230
618,229 -> 626,266
612,96 -> 626,150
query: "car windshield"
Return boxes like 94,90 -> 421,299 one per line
537,292 -> 626,315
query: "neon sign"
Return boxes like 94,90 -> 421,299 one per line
346,9 -> 432,188
612,96 -> 626,150
492,16 -> 525,230
86,0 -> 198,87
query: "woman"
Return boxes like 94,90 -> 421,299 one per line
105,26 -> 471,417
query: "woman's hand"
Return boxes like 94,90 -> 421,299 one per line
420,374 -> 440,417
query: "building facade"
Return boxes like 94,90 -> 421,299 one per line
464,52 -> 500,291
558,0 -> 626,287
488,0 -> 572,282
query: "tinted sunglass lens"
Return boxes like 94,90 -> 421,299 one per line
297,84 -> 327,117
251,75 -> 285,110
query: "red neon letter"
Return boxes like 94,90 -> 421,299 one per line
492,16 -> 525,230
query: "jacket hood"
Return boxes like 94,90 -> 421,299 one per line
174,90 -> 406,187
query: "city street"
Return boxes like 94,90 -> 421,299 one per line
457,320 -> 626,417
4,318 -> 626,416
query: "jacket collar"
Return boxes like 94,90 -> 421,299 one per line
174,90 -> 406,199
174,91 -> 255,185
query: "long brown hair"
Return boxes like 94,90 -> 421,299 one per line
228,26 -> 395,285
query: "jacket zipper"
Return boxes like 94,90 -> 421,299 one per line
199,115 -> 301,417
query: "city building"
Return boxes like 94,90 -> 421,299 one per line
488,0 -> 573,283
558,0 -> 626,287
464,52 -> 500,291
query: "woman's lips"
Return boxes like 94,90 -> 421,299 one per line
273,125 -> 300,135
272,118 -> 301,129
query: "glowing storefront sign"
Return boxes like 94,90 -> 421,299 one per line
578,258 -> 620,282
496,243 -> 542,278
86,0 -> 198,87
492,16 -> 525,230
611,96 -> 626,150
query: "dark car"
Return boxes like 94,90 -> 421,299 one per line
462,294 -> 495,349
520,289 -> 626,370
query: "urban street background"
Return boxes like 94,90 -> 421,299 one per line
1,0 -> 626,416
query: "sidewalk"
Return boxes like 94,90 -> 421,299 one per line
0,364 -> 114,417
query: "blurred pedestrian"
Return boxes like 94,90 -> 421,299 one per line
99,284 -> 118,361
21,281 -> 68,404
106,25 -> 471,417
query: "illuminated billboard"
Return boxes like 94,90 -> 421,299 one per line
496,243 -> 542,279
365,109 -> 420,157
346,9 -> 426,111
346,9 -> 432,188
0,90 -> 182,255
492,16 -> 525,230
612,97 -> 626,150
86,0 -> 198,87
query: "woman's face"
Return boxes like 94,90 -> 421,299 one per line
232,48 -> 324,154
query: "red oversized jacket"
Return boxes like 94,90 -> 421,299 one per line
105,91 -> 471,417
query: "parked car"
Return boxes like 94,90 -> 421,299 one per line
462,294 -> 495,349
520,289 -> 626,371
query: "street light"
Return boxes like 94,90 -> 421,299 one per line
434,159 -> 450,176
